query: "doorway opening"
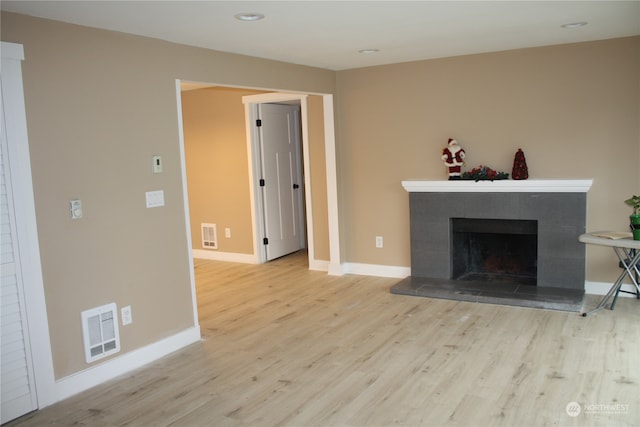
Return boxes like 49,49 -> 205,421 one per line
176,83 -> 341,277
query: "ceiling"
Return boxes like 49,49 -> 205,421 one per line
3,1 -> 639,70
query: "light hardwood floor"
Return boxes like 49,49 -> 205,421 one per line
7,251 -> 640,426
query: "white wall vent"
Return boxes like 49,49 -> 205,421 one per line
81,303 -> 120,363
201,223 -> 218,249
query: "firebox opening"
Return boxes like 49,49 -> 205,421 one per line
451,218 -> 538,286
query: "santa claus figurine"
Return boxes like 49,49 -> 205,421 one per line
441,138 -> 466,180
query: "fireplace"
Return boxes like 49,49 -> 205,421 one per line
451,218 -> 537,286
392,180 -> 593,311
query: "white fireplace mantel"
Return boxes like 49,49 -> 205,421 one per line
402,179 -> 593,193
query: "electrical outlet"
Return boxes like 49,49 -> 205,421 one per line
121,306 -> 132,326
225,227 -> 231,238
375,236 -> 383,248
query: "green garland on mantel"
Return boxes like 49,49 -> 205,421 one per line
461,165 -> 510,181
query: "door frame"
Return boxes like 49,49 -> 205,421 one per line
177,86 -> 341,274
242,92 -> 340,272
253,102 -> 306,261
244,94 -> 308,264
1,42 -> 56,411
242,92 -> 341,271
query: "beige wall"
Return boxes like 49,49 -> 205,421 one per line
1,12 -> 336,379
336,37 -> 640,281
182,87 -> 264,255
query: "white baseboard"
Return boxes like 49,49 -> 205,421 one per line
194,249 -> 330,272
309,259 -> 329,272
328,262 -> 343,276
43,326 -> 201,408
342,262 -> 411,279
585,280 -> 638,297
193,249 -> 258,264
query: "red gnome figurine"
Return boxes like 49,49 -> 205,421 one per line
512,148 -> 529,180
442,138 -> 466,180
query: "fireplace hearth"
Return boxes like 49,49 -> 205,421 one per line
392,180 -> 592,311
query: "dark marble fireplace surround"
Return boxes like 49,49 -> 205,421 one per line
392,181 -> 591,311
411,191 -> 586,287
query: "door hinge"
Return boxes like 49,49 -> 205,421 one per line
263,237 -> 269,245
293,183 -> 299,189
256,119 -> 262,127
259,179 -> 265,187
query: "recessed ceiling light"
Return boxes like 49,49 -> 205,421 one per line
358,49 -> 379,54
561,21 -> 588,29
234,12 -> 265,22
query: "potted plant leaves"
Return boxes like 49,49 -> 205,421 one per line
624,195 -> 640,240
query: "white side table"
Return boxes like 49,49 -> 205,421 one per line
579,232 -> 640,316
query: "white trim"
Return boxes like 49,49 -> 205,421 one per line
402,179 -> 594,193
193,249 -> 259,264
585,280 -> 637,298
50,327 -> 201,404
174,81 -> 200,334
328,263 -> 345,276
1,41 -> 57,409
308,259 -> 330,272
322,95 -> 342,276
244,102 -> 263,262
298,99 -> 314,256
192,250 -> 328,271
2,41 -> 25,60
342,262 -> 411,279
241,92 -> 306,104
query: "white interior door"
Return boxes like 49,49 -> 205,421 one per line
0,75 -> 38,423
257,103 -> 304,261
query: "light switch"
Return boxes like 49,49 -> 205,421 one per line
145,190 -> 164,208
152,156 -> 162,173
